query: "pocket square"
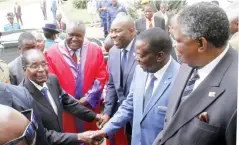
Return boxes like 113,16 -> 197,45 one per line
158,106 -> 167,111
199,112 -> 209,123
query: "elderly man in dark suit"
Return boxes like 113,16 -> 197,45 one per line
8,32 -> 37,85
135,4 -> 165,35
19,49 -> 103,144
0,82 -> 101,145
153,2 -> 237,145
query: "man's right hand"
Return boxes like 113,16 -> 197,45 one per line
77,131 -> 103,145
96,114 -> 110,129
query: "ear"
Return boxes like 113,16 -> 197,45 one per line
197,37 -> 207,53
156,51 -> 165,62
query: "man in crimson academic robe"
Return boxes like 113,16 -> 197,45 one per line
45,20 -> 108,142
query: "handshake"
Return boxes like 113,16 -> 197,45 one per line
76,114 -> 111,144
77,130 -> 106,145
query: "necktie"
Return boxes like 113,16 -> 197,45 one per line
148,19 -> 153,29
41,87 -> 50,103
144,74 -> 157,110
180,69 -> 200,102
72,51 -> 77,64
121,49 -> 128,73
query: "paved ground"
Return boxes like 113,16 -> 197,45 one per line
0,0 -> 56,31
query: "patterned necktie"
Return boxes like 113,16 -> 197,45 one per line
72,51 -> 77,64
41,87 -> 50,102
144,74 -> 157,110
181,69 -> 200,102
121,49 -> 128,73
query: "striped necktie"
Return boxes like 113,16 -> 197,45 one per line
181,69 -> 200,102
72,51 -> 77,64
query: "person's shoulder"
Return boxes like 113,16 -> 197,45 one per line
8,56 -> 21,68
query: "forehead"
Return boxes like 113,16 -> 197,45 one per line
144,6 -> 153,11
111,21 -> 128,30
67,25 -> 84,34
22,39 -> 37,45
27,53 -> 45,63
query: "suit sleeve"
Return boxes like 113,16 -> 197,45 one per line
23,87 -> 78,145
225,110 -> 236,145
135,20 -> 140,35
101,70 -> 136,136
53,75 -> 97,122
85,46 -> 108,108
103,53 -> 118,116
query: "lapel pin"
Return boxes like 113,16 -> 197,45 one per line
208,92 -> 216,97
133,53 -> 136,56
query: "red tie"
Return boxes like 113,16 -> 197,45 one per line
72,52 -> 77,64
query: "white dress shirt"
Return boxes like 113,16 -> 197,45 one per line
146,17 -> 155,29
145,57 -> 172,95
120,39 -> 133,62
193,44 -> 229,91
30,80 -> 58,115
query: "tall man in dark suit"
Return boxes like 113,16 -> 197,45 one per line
20,49 -> 103,145
135,4 -> 165,35
153,2 -> 237,145
98,15 -> 137,145
9,32 -> 37,85
0,82 -> 104,145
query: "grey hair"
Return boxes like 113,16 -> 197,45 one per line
178,2 -> 230,48
67,20 -> 86,34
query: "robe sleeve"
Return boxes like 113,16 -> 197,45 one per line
85,47 -> 108,108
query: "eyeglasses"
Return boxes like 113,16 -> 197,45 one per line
25,62 -> 48,70
4,109 -> 38,145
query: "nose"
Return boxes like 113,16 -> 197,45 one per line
38,65 -> 45,71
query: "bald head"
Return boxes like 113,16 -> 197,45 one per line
111,16 -> 135,30
110,16 -> 136,48
0,105 -> 29,144
66,20 -> 86,35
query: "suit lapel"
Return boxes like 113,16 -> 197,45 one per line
162,48 -> 234,143
141,60 -> 174,122
142,18 -> 146,30
136,71 -> 148,116
115,49 -> 121,85
123,40 -> 136,88
46,79 -> 60,113
22,77 -> 56,115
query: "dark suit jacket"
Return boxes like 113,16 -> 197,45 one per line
104,39 -> 137,117
135,16 -> 165,35
0,82 -> 51,145
20,74 -> 97,133
153,47 -> 237,145
8,56 -> 25,85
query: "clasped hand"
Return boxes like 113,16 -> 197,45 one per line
77,130 -> 106,145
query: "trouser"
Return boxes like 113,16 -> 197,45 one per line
101,16 -> 108,38
16,15 -> 23,25
41,7 -> 47,20
52,10 -> 57,23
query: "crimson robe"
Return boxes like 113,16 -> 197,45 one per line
45,40 -> 108,138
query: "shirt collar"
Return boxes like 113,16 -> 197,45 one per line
198,44 -> 229,76
29,79 -> 48,91
153,56 -> 172,80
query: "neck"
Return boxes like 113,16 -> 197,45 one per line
199,46 -> 226,68
153,56 -> 170,73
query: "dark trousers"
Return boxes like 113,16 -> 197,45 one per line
101,16 -> 108,38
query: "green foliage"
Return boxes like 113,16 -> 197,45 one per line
73,0 -> 87,9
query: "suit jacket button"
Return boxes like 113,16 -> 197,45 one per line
164,117 -> 167,122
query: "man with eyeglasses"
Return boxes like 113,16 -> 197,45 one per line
20,49 -> 103,145
0,105 -> 37,145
